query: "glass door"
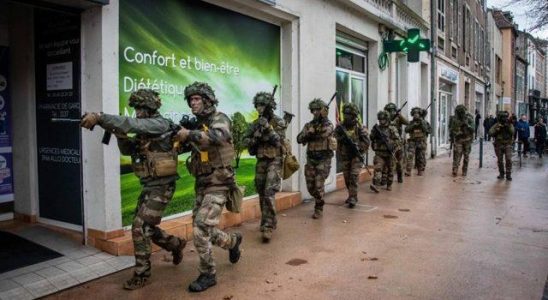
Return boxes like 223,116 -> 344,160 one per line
439,92 -> 449,146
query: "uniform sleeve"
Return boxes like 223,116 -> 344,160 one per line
398,115 -> 410,126
489,123 -> 499,136
116,137 -> 136,156
358,126 -> 370,150
99,114 -> 171,135
297,123 -> 309,144
319,121 -> 334,138
508,124 -> 515,136
191,112 -> 232,146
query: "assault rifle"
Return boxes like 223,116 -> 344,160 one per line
335,125 -> 372,175
391,101 -> 408,121
372,125 -> 397,161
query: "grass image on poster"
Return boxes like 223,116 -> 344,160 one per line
119,0 -> 280,226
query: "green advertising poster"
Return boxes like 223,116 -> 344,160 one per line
119,0 -> 281,225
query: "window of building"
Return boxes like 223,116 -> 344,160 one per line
452,0 -> 458,41
438,0 -> 445,32
496,55 -> 501,84
438,36 -> 445,52
451,45 -> 457,58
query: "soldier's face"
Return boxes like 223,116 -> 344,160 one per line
413,112 -> 420,120
189,95 -> 205,115
343,112 -> 356,125
311,108 -> 321,119
135,107 -> 149,119
379,118 -> 387,125
256,104 -> 266,115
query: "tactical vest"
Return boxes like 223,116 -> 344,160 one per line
409,122 -> 426,139
493,126 -> 513,144
257,118 -> 283,159
372,125 -> 393,152
132,131 -> 179,179
186,114 -> 235,177
307,121 -> 336,152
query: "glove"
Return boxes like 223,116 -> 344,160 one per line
258,117 -> 269,128
80,112 -> 101,129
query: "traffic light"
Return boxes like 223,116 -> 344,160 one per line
382,28 -> 431,62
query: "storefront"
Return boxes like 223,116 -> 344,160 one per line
437,63 -> 459,147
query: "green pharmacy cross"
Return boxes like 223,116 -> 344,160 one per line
383,28 -> 430,62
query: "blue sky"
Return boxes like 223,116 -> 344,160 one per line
488,0 -> 548,39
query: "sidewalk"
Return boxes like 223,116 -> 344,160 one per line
47,144 -> 548,300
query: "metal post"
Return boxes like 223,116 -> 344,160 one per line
430,0 -> 437,158
479,137 -> 483,168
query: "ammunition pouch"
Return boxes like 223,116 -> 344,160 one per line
226,184 -> 245,213
132,151 -> 178,179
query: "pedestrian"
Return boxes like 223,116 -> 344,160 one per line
475,109 -> 481,140
176,82 -> 242,292
297,98 -> 336,219
483,114 -> 494,141
534,117 -> 547,158
384,103 -> 408,183
334,103 -> 370,208
370,111 -> 400,192
489,111 -> 514,181
244,91 -> 287,242
449,105 -> 474,176
405,107 -> 431,176
516,114 -> 530,157
80,89 -> 186,290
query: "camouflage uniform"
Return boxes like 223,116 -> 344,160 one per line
244,92 -> 287,241
384,103 -> 409,183
489,111 -> 515,180
370,111 -> 400,192
334,103 -> 370,207
179,82 -> 242,292
80,89 -> 186,290
297,98 -> 336,219
405,107 -> 431,176
449,105 -> 475,176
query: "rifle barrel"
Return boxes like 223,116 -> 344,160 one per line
51,118 -> 81,122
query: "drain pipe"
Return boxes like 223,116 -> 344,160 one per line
430,0 -> 437,158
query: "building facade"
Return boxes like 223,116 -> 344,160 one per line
0,0 -> 430,251
486,9 -> 503,116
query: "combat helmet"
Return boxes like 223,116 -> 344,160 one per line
496,110 -> 509,122
184,82 -> 218,106
253,92 -> 276,110
410,107 -> 423,118
343,103 -> 360,116
377,110 -> 389,121
309,98 -> 328,111
455,104 -> 467,114
129,89 -> 161,111
384,103 -> 397,112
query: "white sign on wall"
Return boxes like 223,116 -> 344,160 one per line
46,62 -> 73,91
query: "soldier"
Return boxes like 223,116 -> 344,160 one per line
334,103 -> 370,208
449,104 -> 475,176
80,89 -> 186,290
384,103 -> 409,183
176,82 -> 242,292
244,91 -> 287,242
370,111 -> 400,192
297,98 -> 336,219
405,107 -> 431,176
489,111 -> 515,180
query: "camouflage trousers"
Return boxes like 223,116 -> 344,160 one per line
381,147 -> 403,183
374,153 -> 394,186
193,191 -> 237,275
452,141 -> 472,172
340,157 -> 362,200
304,159 -> 332,211
406,139 -> 427,173
494,143 -> 512,175
256,157 -> 282,231
132,182 -> 182,276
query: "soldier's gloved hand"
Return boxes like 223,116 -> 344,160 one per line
177,127 -> 190,143
258,117 -> 269,128
307,126 -> 316,135
80,112 -> 101,129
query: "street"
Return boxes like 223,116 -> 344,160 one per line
47,144 -> 548,300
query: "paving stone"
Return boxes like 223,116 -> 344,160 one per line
0,286 -> 34,300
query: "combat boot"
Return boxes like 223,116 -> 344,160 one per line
380,179 -> 387,186
452,169 -> 457,177
188,273 -> 216,292
172,237 -> 186,265
123,273 -> 149,290
229,233 -> 242,263
347,197 -> 357,209
262,228 -> 272,243
386,184 -> 392,191
404,171 -> 411,177
462,168 -> 467,176
370,184 -> 379,193
506,174 -> 512,181
497,172 -> 505,179
397,171 -> 403,183
417,170 -> 423,176
312,209 -> 323,219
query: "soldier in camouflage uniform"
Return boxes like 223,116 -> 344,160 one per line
449,105 -> 475,176
176,82 -> 242,292
369,111 -> 400,192
405,107 -> 431,176
80,89 -> 186,290
489,111 -> 515,181
334,103 -> 370,208
384,103 -> 409,183
297,98 -> 336,219
244,91 -> 287,242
